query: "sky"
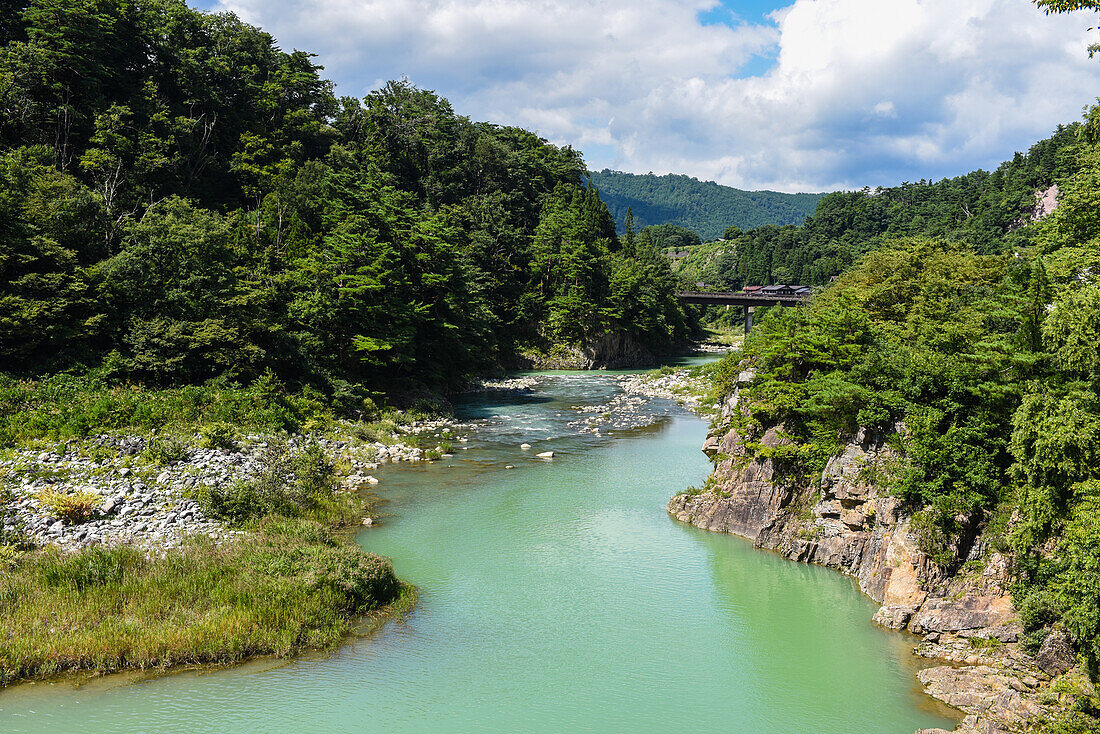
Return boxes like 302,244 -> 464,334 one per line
190,0 -> 1100,193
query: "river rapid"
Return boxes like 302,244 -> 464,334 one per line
0,365 -> 958,733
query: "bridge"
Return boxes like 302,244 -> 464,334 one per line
676,286 -> 812,334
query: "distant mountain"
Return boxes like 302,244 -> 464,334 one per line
588,170 -> 824,241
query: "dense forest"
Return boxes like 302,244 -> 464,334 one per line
587,169 -> 822,240
676,125 -> 1079,290
0,0 -> 691,401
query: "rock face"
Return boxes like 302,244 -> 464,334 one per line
918,665 -> 1046,732
513,332 -> 667,370
668,420 -> 936,617
666,379 -> 1059,733
1032,184 -> 1060,222
1036,630 -> 1076,677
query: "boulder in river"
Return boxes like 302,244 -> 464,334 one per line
536,451 -> 554,459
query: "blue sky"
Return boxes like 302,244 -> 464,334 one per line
192,0 -> 1099,193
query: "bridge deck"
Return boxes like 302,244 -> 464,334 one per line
675,291 -> 811,307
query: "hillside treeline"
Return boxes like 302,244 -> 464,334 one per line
587,169 -> 822,240
0,0 -> 690,399
675,126 -> 1078,290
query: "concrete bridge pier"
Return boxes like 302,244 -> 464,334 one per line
745,306 -> 754,336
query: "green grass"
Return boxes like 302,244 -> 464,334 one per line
0,371 -> 331,445
0,514 -> 400,687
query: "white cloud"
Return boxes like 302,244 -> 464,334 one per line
210,0 -> 1100,191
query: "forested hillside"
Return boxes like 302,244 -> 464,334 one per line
0,0 -> 691,399
588,170 -> 822,240
678,126 -> 1078,289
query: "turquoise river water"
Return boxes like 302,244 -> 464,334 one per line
0,366 -> 958,733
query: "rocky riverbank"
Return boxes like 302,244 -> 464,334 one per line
619,368 -> 714,414
509,334 -> 722,370
459,376 -> 539,395
1,413 -> 474,553
667,369 -> 1091,734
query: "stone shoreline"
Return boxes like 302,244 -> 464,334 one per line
619,368 -> 714,414
2,415 -> 474,552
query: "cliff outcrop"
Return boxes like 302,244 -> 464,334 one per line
512,331 -> 665,370
668,374 -> 1070,733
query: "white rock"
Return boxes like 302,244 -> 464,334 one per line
536,451 -> 554,459
362,517 -> 373,526
364,475 -> 379,484
505,465 -> 514,469
520,443 -> 532,449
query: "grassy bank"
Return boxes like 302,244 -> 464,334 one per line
0,372 -> 339,444
0,512 -> 403,687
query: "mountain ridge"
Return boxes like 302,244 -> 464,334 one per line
588,169 -> 824,240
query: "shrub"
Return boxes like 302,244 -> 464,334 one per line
141,434 -> 189,465
196,441 -> 338,526
198,422 -> 239,450
198,474 -> 305,528
36,488 -> 100,524
0,545 -> 20,569
360,397 -> 380,421
909,505 -> 958,569
293,440 -> 335,497
295,544 -> 399,613
1032,709 -> 1100,733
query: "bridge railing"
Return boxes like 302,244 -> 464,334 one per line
675,290 -> 812,301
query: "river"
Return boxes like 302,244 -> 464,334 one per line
0,366 -> 958,733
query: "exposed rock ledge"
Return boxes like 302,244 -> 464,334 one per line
511,332 -> 667,370
668,380 -> 1064,733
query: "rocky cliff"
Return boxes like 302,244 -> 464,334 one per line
514,331 -> 668,370
668,371 -> 1076,733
